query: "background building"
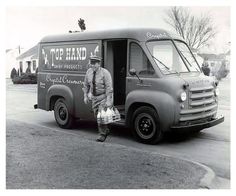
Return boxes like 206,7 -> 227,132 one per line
16,45 -> 39,75
5,47 -> 25,78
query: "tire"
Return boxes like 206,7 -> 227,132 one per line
131,106 -> 163,144
54,98 -> 75,129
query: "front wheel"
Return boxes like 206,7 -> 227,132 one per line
54,98 -> 75,129
132,106 -> 163,144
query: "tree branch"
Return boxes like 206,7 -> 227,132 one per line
164,7 -> 217,50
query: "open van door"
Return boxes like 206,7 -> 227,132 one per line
103,40 -> 127,107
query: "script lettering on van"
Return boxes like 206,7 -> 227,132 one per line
41,44 -> 100,72
146,32 -> 169,40
46,74 -> 84,85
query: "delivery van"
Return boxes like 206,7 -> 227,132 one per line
35,28 -> 224,144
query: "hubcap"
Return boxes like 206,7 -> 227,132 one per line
135,114 -> 156,140
59,107 -> 67,120
139,117 -> 153,135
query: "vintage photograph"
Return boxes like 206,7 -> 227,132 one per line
5,5 -> 230,189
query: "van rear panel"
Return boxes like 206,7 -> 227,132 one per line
38,40 -> 102,120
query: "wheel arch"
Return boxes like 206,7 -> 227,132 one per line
49,95 -> 64,110
125,90 -> 176,132
46,85 -> 74,114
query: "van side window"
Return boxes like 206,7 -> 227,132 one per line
130,43 -> 155,76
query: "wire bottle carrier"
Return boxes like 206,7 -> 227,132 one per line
97,107 -> 121,124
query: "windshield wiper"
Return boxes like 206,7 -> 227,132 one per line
178,50 -> 199,71
151,55 -> 179,74
151,55 -> 170,70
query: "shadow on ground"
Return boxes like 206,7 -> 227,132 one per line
71,119 -> 202,145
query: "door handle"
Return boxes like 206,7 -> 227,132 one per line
136,83 -> 152,87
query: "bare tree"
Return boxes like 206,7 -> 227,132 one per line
165,7 -> 217,50
78,18 -> 86,32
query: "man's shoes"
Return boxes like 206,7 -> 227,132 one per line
96,134 -> 107,142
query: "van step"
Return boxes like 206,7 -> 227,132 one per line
119,111 -> 125,119
115,105 -> 125,110
112,118 -> 126,126
115,105 -> 125,118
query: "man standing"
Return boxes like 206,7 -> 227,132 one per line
83,55 -> 113,142
202,60 -> 210,76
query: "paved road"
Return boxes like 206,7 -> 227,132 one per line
6,77 -> 230,182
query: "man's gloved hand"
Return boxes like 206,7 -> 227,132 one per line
84,96 -> 89,104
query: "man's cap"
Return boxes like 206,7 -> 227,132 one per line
89,55 -> 102,62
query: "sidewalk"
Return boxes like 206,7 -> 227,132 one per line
7,119 -> 212,189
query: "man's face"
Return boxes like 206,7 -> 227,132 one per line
90,61 -> 100,72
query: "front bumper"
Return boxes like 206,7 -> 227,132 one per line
171,115 -> 224,131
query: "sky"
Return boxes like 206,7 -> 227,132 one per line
6,6 -> 230,54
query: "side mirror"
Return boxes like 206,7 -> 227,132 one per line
129,68 -> 142,83
129,68 -> 137,76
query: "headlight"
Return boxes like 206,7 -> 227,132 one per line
215,88 -> 219,96
180,92 -> 187,102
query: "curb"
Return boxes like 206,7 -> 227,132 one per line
147,151 -> 216,189
189,160 -> 216,189
91,139 -> 217,189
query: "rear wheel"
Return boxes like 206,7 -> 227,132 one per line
54,98 -> 74,129
131,106 -> 163,144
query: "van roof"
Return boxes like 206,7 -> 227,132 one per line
40,28 -> 184,43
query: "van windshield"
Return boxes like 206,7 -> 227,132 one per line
146,40 -> 200,74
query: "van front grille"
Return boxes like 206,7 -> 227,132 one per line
179,86 -> 217,123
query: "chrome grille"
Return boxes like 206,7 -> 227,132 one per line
180,85 -> 217,123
